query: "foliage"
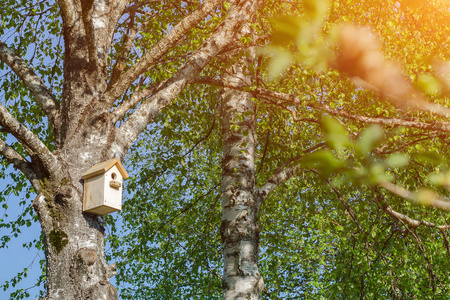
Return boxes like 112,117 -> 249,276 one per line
107,85 -> 223,299
109,0 -> 450,298
1,0 -> 450,298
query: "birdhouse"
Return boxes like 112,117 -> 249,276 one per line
81,158 -> 129,216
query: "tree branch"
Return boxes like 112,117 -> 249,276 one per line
80,0 -> 131,72
379,180 -> 450,211
103,0 -> 224,104
257,143 -> 325,205
0,137 -> 41,189
56,0 -> 77,27
111,78 -> 166,123
194,76 -> 450,133
0,41 -> 59,127
311,103 -> 450,133
109,11 -> 137,88
122,0 -> 159,15
110,0 -> 263,157
373,188 -> 450,229
80,0 -> 99,69
0,103 -> 59,176
382,200 -> 450,230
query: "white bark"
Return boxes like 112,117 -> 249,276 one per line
81,0 -> 129,72
0,103 -> 59,175
221,65 -> 264,299
0,0 -> 265,298
104,0 -> 224,104
56,0 -> 77,27
113,0 -> 264,154
33,192 -> 117,300
0,138 -> 41,189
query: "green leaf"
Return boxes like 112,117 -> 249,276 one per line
368,163 -> 391,184
258,47 -> 294,79
412,151 -> 443,164
429,171 -> 450,187
303,0 -> 330,20
356,125 -> 384,157
270,16 -> 303,46
386,153 -> 410,168
301,150 -> 345,172
415,188 -> 438,206
321,115 -> 351,151
417,74 -> 441,95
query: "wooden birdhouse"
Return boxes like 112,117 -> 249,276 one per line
81,158 -> 129,216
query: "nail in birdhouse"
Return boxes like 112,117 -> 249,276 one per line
81,158 -> 129,216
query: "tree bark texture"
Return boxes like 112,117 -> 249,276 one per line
0,0 -> 264,298
221,65 -> 264,299
33,193 -> 117,300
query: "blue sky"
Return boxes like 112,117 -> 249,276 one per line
0,171 -> 44,299
0,170 -> 125,299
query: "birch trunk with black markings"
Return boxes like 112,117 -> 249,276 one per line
221,64 -> 265,299
0,0 -> 263,298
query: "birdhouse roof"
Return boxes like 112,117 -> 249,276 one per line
81,158 -> 129,179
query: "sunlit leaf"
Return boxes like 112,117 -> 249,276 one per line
258,47 -> 294,79
417,74 -> 441,95
303,0 -> 330,20
301,149 -> 345,172
270,16 -> 303,46
321,115 -> 351,151
386,153 -> 410,168
356,125 -> 384,157
415,188 -> 439,206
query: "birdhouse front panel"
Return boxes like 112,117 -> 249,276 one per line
82,158 -> 128,216
103,165 -> 123,210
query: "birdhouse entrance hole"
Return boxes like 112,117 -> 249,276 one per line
109,172 -> 121,189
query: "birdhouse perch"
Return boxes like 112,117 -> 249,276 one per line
81,158 -> 129,216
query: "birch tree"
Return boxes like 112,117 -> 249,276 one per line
0,0 -> 264,298
110,0 -> 450,299
3,0 -> 450,299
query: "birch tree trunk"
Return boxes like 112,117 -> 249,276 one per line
1,0 -> 264,298
221,64 -> 265,298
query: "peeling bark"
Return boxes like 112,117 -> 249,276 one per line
33,192 -> 116,300
0,0 -> 265,298
221,65 -> 264,299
